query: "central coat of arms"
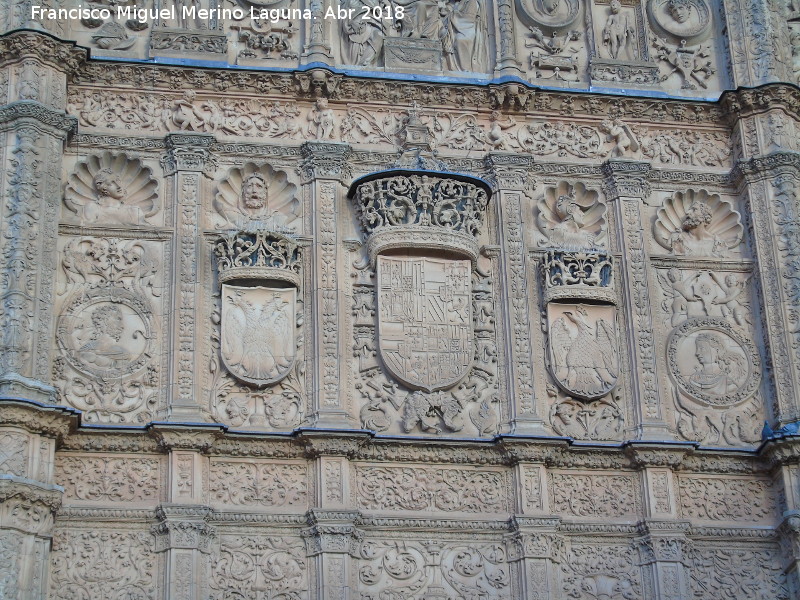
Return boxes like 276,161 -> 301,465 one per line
377,256 -> 473,392
221,284 -> 296,386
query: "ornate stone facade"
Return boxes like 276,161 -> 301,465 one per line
0,0 -> 799,596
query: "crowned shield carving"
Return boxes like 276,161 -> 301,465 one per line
221,284 -> 296,386
547,303 -> 619,400
377,256 -> 473,392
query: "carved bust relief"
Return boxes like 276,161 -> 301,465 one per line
213,162 -> 300,232
535,181 -> 606,249
653,189 -> 743,257
64,152 -> 159,225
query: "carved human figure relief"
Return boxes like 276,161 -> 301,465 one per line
377,255 -> 473,392
307,97 -> 335,140
64,152 -> 158,225
213,162 -> 299,231
547,303 -> 619,400
601,0 -> 635,59
653,189 -> 743,257
535,181 -> 606,249
518,0 -> 580,28
656,268 -> 752,327
648,0 -> 711,41
598,118 -> 639,157
221,285 -> 296,386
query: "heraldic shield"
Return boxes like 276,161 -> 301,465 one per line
221,284 -> 296,386
547,303 -> 619,401
377,256 -> 473,392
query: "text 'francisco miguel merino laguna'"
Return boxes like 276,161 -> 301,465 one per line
30,5 -> 327,24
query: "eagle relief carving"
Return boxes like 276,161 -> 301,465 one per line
547,303 -> 619,400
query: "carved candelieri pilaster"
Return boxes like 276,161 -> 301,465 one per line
603,160 -> 670,439
506,517 -> 564,600
161,133 -> 216,422
0,399 -> 77,600
485,153 -> 545,435
300,142 -> 354,428
636,521 -> 692,600
302,509 -> 362,600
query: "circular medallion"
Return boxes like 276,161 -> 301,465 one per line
516,0 -> 580,28
648,0 -> 711,41
667,317 -> 760,407
57,287 -> 154,379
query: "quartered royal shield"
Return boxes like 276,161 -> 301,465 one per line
547,302 -> 619,401
221,284 -> 296,386
377,256 -> 473,392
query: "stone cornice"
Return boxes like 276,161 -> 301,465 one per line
733,151 -> 800,183
147,423 -> 226,453
0,29 -> 87,73
0,101 -> 78,135
720,83 -> 800,122
0,398 -> 79,441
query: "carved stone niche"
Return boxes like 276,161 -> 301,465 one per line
653,189 -> 743,258
541,250 -> 623,440
213,230 -> 302,389
212,162 -> 300,232
516,0 -> 586,81
348,170 -> 500,436
535,181 -> 607,250
64,151 -> 159,226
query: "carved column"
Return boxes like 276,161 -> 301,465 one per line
736,153 -> 800,425
485,153 -> 546,435
300,142 -> 354,428
0,33 -> 80,402
161,133 -> 217,422
0,400 -> 77,600
150,425 -> 221,600
302,0 -> 333,63
628,445 -> 693,600
603,160 -> 671,439
493,0 -> 523,75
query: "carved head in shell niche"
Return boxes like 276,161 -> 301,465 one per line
64,152 -> 159,226
214,163 -> 300,233
648,0 -> 711,41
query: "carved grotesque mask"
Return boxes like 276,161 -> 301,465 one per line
241,174 -> 268,210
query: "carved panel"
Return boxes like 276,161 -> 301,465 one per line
550,471 -> 642,517
208,460 -> 308,508
355,465 -> 509,512
678,476 -> 779,522
561,543 -> 642,599
55,455 -> 162,503
686,546 -> 789,599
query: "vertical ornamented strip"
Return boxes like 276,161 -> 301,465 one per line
603,161 -> 668,436
494,0 -> 522,74
487,155 -> 542,433
161,133 -> 216,421
738,155 -> 800,422
300,142 -> 353,427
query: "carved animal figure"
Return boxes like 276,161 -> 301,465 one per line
550,307 -> 618,398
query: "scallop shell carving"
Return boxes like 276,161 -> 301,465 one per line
64,152 -> 158,225
213,162 -> 300,232
535,181 -> 606,249
653,189 -> 743,257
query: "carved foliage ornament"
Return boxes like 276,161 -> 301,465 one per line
653,189 -> 743,257
64,151 -> 158,226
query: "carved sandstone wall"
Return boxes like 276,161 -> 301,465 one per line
0,0 -> 799,595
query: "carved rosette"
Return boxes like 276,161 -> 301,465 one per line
348,170 -> 498,435
213,231 -> 302,389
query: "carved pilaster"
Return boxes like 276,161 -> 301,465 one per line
493,0 -> 523,75
506,516 -> 564,599
301,0 -> 333,63
485,153 -> 545,435
152,505 -> 216,600
635,521 -> 692,600
0,399 -> 76,600
300,142 -> 354,428
736,153 -> 800,424
161,133 -> 216,422
603,160 -> 670,438
302,509 -> 362,600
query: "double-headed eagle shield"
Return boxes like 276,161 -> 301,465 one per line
221,284 -> 296,386
377,256 -> 473,392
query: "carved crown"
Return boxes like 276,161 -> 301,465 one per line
214,230 -> 301,287
349,170 -> 492,264
542,250 -> 615,304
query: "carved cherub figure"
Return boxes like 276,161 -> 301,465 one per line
599,118 -> 639,157
307,97 -> 335,140
487,110 -> 516,150
710,272 -> 751,326
656,267 -> 701,326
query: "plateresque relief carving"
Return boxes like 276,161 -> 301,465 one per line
668,317 -> 763,445
656,267 -> 752,327
64,152 -> 159,225
55,238 -> 162,423
535,181 -> 606,249
211,230 -> 305,428
653,189 -> 743,257
212,162 -> 300,232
